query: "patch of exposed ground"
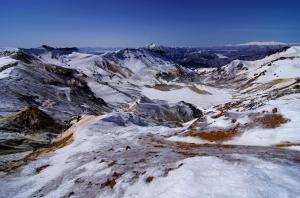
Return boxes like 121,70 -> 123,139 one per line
254,113 -> 288,128
275,142 -> 300,148
182,107 -> 289,144
95,61 -> 132,78
0,106 -> 63,133
186,124 -> 240,142
188,85 -> 211,95
145,84 -> 183,91
145,84 -> 211,95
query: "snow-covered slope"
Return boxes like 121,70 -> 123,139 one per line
1,45 -> 300,198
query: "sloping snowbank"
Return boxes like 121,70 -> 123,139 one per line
120,155 -> 300,198
142,84 -> 232,109
225,94 -> 300,149
0,56 -> 18,79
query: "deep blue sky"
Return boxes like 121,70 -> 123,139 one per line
0,0 -> 299,48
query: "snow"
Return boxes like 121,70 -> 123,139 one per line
146,43 -> 158,49
166,135 -> 209,144
0,113 -> 177,197
142,84 -> 232,108
257,56 -> 300,83
225,94 -> 300,147
0,56 -> 18,79
0,66 -> 14,79
0,47 -> 19,52
207,116 -> 233,128
120,155 -> 300,198
65,52 -> 108,77
287,146 -> 300,151
0,57 -> 17,68
120,50 -> 175,82
216,53 -> 228,59
87,80 -> 132,105
4,108 -> 298,198
218,46 -> 300,87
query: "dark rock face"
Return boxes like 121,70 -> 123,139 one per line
2,106 -> 63,133
0,59 -> 109,155
10,51 -> 39,64
41,45 -> 78,53
179,101 -> 203,118
132,97 -> 203,126
0,107 -> 64,154
102,112 -> 148,127
0,62 -> 108,117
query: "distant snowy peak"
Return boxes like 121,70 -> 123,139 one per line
146,43 -> 158,49
237,41 -> 288,46
145,43 -> 165,50
0,47 -> 19,53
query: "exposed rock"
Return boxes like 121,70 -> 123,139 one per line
145,176 -> 154,183
2,106 -> 63,133
132,97 -> 203,125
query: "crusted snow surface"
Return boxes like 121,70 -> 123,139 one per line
1,112 -> 300,198
120,155 -> 300,198
0,57 -> 17,68
216,53 -> 228,59
225,94 -> 300,148
87,79 -> 133,106
142,84 -> 232,108
0,56 -> 18,79
0,113 -> 181,198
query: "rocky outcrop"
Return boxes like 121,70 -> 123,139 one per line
130,97 -> 203,126
0,59 -> 109,155
1,106 -> 63,133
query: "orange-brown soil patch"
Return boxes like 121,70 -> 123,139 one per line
275,143 -> 300,148
186,124 -> 240,142
254,113 -> 288,128
175,142 -> 236,150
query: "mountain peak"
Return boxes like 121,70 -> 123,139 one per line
146,43 -> 159,49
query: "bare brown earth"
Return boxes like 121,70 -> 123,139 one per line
275,143 -> 300,148
146,84 -> 211,95
255,113 -> 288,128
187,124 -> 240,142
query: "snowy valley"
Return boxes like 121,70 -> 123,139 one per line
0,44 -> 300,197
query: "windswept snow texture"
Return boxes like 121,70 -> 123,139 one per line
142,84 -> 232,108
1,44 -> 300,198
122,156 -> 300,198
